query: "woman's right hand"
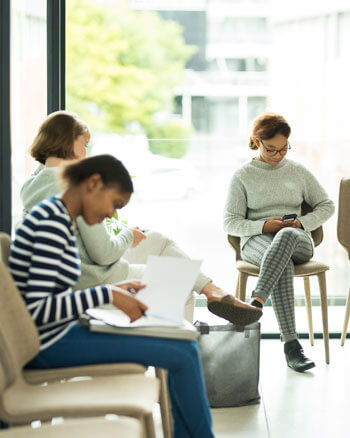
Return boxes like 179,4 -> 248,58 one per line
262,217 -> 294,234
130,227 -> 147,248
111,287 -> 148,322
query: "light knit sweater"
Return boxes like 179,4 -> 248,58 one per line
223,158 -> 335,249
21,166 -> 134,290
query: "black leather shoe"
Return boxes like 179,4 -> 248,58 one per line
284,340 -> 316,372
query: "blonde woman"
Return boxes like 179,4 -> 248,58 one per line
21,111 -> 261,326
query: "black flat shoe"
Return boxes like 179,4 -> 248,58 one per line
207,295 -> 262,326
284,340 -> 316,372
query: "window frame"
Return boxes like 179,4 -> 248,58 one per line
0,0 -> 65,234
47,0 -> 66,114
0,0 -> 11,234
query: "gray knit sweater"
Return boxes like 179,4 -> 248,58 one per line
21,166 -> 134,289
223,158 -> 335,249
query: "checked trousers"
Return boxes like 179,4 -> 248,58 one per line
242,227 -> 314,342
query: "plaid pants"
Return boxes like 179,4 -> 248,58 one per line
242,227 -> 314,342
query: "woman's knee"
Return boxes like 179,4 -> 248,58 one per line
276,227 -> 301,243
278,228 -> 311,250
161,341 -> 200,373
145,230 -> 170,245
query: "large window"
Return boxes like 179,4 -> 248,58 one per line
65,0 -> 350,333
10,0 -> 47,227
66,0 -> 270,296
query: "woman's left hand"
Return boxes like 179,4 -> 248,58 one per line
114,280 -> 146,294
290,219 -> 303,229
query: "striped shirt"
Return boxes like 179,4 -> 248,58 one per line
9,197 -> 113,350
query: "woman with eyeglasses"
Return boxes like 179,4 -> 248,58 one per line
223,112 -> 334,372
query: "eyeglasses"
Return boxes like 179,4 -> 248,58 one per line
260,140 -> 291,157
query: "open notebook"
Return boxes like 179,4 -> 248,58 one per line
82,256 -> 202,341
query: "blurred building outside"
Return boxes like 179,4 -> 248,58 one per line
10,0 -> 350,310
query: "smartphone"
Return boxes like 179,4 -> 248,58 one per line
282,213 -> 297,222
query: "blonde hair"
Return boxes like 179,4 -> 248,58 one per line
249,112 -> 291,150
30,110 -> 90,164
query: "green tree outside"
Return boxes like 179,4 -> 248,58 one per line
67,0 -> 195,157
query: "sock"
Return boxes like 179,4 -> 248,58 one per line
250,299 -> 263,309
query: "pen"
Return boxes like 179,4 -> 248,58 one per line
127,287 -> 137,296
128,287 -> 146,316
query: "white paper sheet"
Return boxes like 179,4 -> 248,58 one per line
134,255 -> 202,324
86,256 -> 202,329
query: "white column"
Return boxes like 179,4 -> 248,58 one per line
238,95 -> 248,141
182,94 -> 192,125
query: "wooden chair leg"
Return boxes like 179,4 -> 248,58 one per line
155,368 -> 173,438
144,412 -> 156,438
341,287 -> 350,346
235,275 -> 240,298
238,272 -> 248,302
303,276 -> 314,346
317,272 -> 330,364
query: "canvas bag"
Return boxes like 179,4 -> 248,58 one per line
195,321 -> 261,408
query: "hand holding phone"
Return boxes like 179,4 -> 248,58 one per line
263,215 -> 298,233
282,213 -> 297,222
281,213 -> 303,229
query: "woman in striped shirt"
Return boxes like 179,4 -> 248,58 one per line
9,155 -> 213,438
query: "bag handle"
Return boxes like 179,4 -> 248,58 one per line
194,320 -> 259,336
194,320 -> 210,335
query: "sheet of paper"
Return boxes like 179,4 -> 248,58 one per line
87,307 -> 181,328
134,255 -> 202,324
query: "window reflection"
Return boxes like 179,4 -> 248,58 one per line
67,0 -> 350,300
11,0 -> 47,228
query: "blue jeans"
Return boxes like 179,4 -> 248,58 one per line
27,324 -> 214,438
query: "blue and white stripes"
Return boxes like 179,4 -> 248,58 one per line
9,197 -> 113,350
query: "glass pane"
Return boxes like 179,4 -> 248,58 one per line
10,0 -> 47,229
66,0 -> 350,309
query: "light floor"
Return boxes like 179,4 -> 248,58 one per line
152,300 -> 350,438
154,338 -> 350,438
213,338 -> 350,438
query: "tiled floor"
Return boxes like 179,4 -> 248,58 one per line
212,337 -> 350,438
153,303 -> 350,438
155,338 -> 350,437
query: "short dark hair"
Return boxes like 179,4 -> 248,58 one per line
59,154 -> 134,193
249,113 -> 291,150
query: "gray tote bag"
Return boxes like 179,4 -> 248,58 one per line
195,321 -> 261,408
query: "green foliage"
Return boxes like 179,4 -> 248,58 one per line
105,211 -> 129,236
147,120 -> 193,158
105,211 -> 121,236
66,0 -> 196,133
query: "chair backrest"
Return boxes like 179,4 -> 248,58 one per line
337,177 -> 350,260
227,201 -> 323,261
0,262 -> 40,374
0,351 -> 11,425
302,202 -> 323,247
0,233 -> 11,265
0,356 -> 8,395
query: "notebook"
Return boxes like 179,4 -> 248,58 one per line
82,256 -> 202,341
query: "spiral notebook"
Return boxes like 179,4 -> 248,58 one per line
81,256 -> 202,341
